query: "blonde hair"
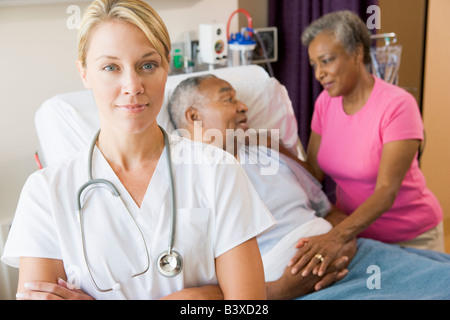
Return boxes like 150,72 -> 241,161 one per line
78,0 -> 171,69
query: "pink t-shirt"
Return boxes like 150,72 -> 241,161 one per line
311,76 -> 442,243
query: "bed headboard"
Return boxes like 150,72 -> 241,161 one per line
35,65 -> 303,167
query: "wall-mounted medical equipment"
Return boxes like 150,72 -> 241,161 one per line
251,27 -> 278,64
76,127 -> 182,292
174,10 -> 277,76
226,9 -> 256,67
225,9 -> 275,77
228,28 -> 256,67
199,23 -> 228,66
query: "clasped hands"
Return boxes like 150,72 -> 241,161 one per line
292,230 -> 355,285
267,232 -> 356,300
17,232 -> 356,300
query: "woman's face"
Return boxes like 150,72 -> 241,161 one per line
77,20 -> 168,134
308,32 -> 361,97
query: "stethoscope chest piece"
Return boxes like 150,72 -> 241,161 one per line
157,250 -> 183,277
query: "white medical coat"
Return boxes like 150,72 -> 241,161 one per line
2,135 -> 275,300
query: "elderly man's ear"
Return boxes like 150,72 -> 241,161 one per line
185,106 -> 201,125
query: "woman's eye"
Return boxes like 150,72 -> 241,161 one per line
322,57 -> 335,65
103,65 -> 117,72
142,63 -> 155,71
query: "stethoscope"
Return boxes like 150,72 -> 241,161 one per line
75,126 -> 182,292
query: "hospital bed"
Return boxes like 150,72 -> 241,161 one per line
4,65 -> 450,300
34,65 -> 305,168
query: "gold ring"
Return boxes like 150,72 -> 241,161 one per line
314,254 -> 325,262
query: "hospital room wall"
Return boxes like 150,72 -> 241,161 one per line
367,0 -> 450,253
0,0 -> 269,228
420,0 -> 450,254
377,0 -> 427,109
0,0 -> 241,226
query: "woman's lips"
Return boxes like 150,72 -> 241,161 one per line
118,104 -> 148,113
322,82 -> 334,91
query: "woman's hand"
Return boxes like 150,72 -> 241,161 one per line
16,278 -> 94,300
288,230 -> 351,277
267,254 -> 350,300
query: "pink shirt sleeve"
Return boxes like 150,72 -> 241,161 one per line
380,93 -> 424,144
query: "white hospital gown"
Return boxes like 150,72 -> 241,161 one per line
2,135 -> 275,300
239,145 -> 332,281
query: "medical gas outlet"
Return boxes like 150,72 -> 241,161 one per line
199,23 -> 228,65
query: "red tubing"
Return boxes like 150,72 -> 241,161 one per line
226,8 -> 253,41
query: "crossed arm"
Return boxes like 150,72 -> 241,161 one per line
15,237 -> 266,300
16,208 -> 355,300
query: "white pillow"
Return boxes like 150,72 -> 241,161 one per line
35,65 -> 301,166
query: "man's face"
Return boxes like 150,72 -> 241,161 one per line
196,77 -> 249,135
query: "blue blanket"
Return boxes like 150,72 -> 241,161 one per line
297,238 -> 450,300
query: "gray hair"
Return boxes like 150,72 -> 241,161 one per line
168,74 -> 218,129
301,10 -> 371,65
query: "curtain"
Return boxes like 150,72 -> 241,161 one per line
268,0 -> 377,200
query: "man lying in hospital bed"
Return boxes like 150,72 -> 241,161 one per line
12,66 -> 450,299
168,73 -> 450,300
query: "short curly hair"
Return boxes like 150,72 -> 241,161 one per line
301,10 -> 371,65
168,74 -> 218,129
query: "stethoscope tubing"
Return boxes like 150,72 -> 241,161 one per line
75,126 -> 180,292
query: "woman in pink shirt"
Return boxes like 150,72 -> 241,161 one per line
289,11 -> 443,278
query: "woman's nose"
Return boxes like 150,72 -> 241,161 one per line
315,65 -> 325,81
122,70 -> 144,95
